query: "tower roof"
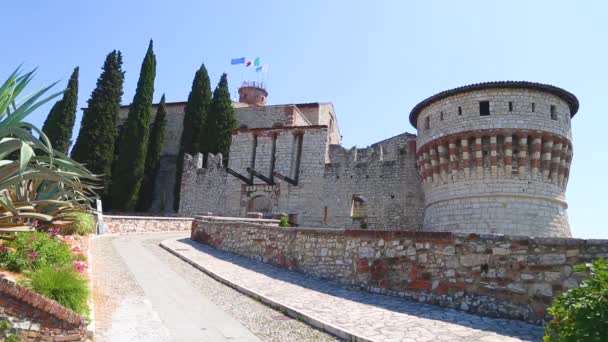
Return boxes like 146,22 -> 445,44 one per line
409,81 -> 579,128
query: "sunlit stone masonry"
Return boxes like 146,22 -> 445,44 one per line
174,81 -> 579,237
411,82 -> 578,237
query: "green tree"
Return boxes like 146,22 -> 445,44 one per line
71,51 -> 124,200
110,40 -> 157,211
41,67 -> 79,154
205,73 -> 236,159
136,94 -> 167,212
173,64 -> 211,211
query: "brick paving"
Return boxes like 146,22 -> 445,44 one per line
162,237 -> 544,342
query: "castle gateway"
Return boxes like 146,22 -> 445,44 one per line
134,81 -> 578,237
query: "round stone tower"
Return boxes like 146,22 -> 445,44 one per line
238,81 -> 268,106
410,82 -> 579,237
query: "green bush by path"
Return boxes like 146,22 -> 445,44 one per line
61,212 -> 96,235
0,232 -> 75,273
544,258 -> 608,341
26,266 -> 89,315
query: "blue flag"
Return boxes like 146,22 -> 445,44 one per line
231,57 -> 245,65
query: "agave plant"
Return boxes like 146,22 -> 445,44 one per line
0,67 -> 98,232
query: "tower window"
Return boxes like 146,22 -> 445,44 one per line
479,101 -> 490,116
440,112 -> 444,121
550,105 -> 557,120
424,116 -> 430,131
508,102 -> 513,112
531,103 -> 535,112
458,106 -> 462,116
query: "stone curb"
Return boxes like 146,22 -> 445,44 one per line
159,238 -> 376,342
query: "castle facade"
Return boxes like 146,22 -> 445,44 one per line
126,81 -> 578,237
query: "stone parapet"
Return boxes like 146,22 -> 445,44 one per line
190,216 -> 607,324
104,215 -> 193,234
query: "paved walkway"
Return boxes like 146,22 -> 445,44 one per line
162,237 -> 545,342
92,232 -> 336,342
92,233 -> 260,342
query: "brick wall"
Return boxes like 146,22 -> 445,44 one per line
191,216 -> 608,324
104,215 -> 193,234
0,277 -> 87,341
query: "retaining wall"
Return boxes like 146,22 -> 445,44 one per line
0,277 -> 87,341
104,215 -> 193,234
191,216 -> 608,324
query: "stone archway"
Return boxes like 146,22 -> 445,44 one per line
246,195 -> 272,214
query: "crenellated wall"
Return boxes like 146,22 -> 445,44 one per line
323,133 -> 424,230
178,129 -> 425,230
412,85 -> 577,237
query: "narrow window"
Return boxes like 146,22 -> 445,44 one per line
458,106 -> 462,116
424,116 -> 430,131
550,105 -> 557,120
323,207 -> 328,225
479,101 -> 490,116
440,112 -> 444,121
508,102 -> 513,112
531,103 -> 535,112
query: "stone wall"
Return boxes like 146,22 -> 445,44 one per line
179,127 -> 425,230
104,215 -> 193,234
414,87 -> 576,237
0,277 -> 87,341
191,216 -> 608,324
323,133 -> 424,230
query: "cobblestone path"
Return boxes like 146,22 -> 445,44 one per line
162,237 -> 545,342
92,232 -> 336,342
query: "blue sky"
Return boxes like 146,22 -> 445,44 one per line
2,1 -> 606,238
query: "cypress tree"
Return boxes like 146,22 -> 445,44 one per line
110,40 -> 157,211
71,51 -> 124,200
206,73 -> 236,159
42,67 -> 79,154
173,64 -> 211,211
136,94 -> 167,212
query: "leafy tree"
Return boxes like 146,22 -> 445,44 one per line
41,67 -> 79,154
544,258 -> 608,341
173,64 -> 211,211
110,40 -> 157,211
71,51 -> 124,200
205,73 -> 236,159
137,94 -> 167,211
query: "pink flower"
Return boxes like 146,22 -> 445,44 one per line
27,251 -> 38,260
71,245 -> 82,253
31,220 -> 39,228
1,246 -> 15,253
73,261 -> 87,273
48,228 -> 61,238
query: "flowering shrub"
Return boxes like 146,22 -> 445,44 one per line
0,232 -> 76,273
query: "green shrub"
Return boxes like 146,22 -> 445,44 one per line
0,232 -> 75,273
61,211 -> 96,235
279,215 -> 290,227
544,258 -> 608,341
27,266 -> 89,315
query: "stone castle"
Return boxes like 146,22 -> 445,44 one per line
122,81 -> 578,238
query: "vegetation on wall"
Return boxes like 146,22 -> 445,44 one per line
137,94 -> 167,211
71,50 -> 124,201
41,67 -> 79,154
544,258 -> 608,341
110,40 -> 157,211
174,64 -> 212,211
